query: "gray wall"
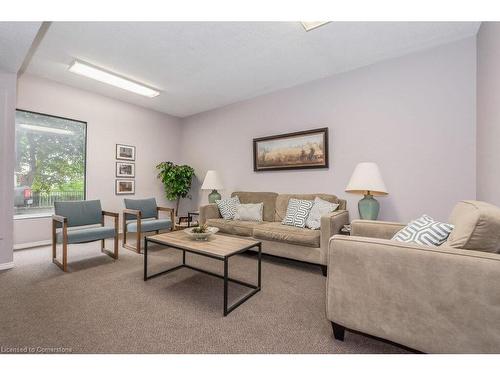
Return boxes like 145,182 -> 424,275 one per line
180,37 -> 477,222
0,72 -> 16,266
477,23 -> 500,207
14,75 -> 182,247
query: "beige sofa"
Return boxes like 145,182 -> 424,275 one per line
326,200 -> 500,353
200,191 -> 349,275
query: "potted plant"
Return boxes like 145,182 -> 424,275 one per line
156,161 -> 195,215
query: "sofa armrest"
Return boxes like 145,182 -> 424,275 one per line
320,210 -> 350,261
326,235 -> 500,353
199,204 -> 221,225
351,219 -> 406,239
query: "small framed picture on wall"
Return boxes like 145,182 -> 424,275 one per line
116,162 -> 135,178
116,144 -> 136,161
115,179 -> 135,195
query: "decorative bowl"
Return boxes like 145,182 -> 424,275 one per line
183,226 -> 219,241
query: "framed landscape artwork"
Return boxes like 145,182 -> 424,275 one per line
115,179 -> 135,195
116,162 -> 135,178
116,144 -> 136,161
253,128 -> 329,171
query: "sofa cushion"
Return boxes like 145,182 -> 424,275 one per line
275,194 -> 340,222
306,197 -> 340,230
127,218 -> 172,233
391,214 -> 454,246
446,200 -> 500,253
206,218 -> 264,237
234,203 -> 263,222
57,226 -> 116,244
282,198 -> 313,228
253,222 -> 321,248
231,191 -> 278,222
215,196 -> 240,219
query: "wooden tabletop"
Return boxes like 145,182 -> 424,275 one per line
146,231 -> 260,258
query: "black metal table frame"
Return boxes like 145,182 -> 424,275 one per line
144,237 -> 262,316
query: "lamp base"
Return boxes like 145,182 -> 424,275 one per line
208,190 -> 221,204
358,194 -> 380,220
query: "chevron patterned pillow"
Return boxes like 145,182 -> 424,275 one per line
392,214 -> 454,246
215,196 -> 240,220
282,198 -> 314,228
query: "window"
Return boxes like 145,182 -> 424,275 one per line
14,110 -> 87,218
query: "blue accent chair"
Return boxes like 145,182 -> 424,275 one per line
122,198 -> 174,253
51,200 -> 119,272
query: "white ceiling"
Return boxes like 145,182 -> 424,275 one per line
0,22 -> 41,73
25,22 -> 480,118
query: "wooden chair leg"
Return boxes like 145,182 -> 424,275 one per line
62,242 -> 68,272
51,220 -> 56,260
122,214 -> 127,247
114,234 -> 119,259
136,231 -> 141,254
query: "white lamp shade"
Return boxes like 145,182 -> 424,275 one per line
345,162 -> 388,196
201,170 -> 223,190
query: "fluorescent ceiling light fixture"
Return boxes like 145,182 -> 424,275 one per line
19,124 -> 74,135
68,60 -> 160,98
301,22 -> 331,32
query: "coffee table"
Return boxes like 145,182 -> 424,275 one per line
144,231 -> 262,316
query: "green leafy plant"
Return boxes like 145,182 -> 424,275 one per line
156,161 -> 195,215
192,224 -> 209,233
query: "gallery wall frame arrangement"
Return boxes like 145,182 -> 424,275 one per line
115,144 -> 136,195
116,144 -> 136,161
253,127 -> 329,171
116,162 -> 135,178
115,179 -> 135,195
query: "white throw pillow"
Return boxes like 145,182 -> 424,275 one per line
282,198 -> 314,228
306,197 -> 340,230
392,214 -> 454,246
233,203 -> 263,222
215,196 -> 240,220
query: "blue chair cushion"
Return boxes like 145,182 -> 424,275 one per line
57,226 -> 116,244
124,198 -> 157,220
54,200 -> 102,228
127,218 -> 172,233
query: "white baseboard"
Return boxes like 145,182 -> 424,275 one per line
14,240 -> 51,250
0,261 -> 14,270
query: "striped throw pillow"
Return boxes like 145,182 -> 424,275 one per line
392,214 -> 454,246
282,198 -> 314,228
215,196 -> 240,220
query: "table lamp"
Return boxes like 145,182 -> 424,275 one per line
201,170 -> 223,203
345,162 -> 388,220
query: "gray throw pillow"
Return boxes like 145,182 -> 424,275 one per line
392,214 -> 454,246
306,197 -> 340,230
215,196 -> 240,220
282,198 -> 314,228
233,203 -> 263,222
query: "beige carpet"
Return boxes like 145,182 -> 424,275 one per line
0,241 -> 409,354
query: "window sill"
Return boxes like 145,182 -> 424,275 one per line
14,213 -> 53,221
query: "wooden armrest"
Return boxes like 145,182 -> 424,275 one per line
157,206 -> 175,223
102,210 -> 119,218
52,214 -> 67,224
123,208 -> 141,217
157,206 -> 174,213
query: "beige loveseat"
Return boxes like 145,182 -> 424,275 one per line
199,191 -> 349,275
326,200 -> 500,353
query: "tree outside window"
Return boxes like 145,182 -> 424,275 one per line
14,110 -> 86,218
